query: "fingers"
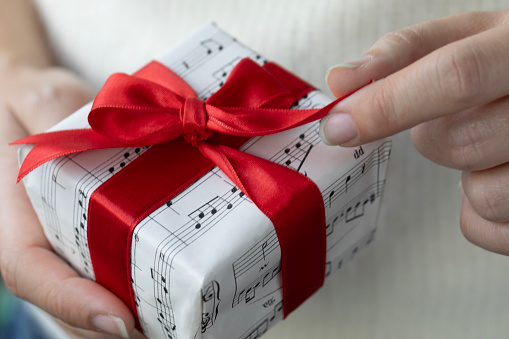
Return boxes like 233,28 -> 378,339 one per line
54,318 -> 147,339
2,248 -> 134,338
0,64 -> 94,134
321,11 -> 509,146
411,96 -> 509,171
326,11 -> 505,98
460,186 -> 509,256
0,105 -> 49,248
0,106 -> 134,338
458,163 -> 509,255
461,165 -> 509,223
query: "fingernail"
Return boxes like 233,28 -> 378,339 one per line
93,315 -> 130,338
459,180 -> 465,198
319,113 -> 358,146
325,56 -> 372,81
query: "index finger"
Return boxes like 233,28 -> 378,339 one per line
321,21 -> 509,146
326,11 -> 503,99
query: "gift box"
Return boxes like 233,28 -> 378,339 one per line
16,23 -> 391,339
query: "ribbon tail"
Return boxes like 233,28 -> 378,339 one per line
207,97 -> 342,137
206,79 -> 374,138
199,142 -> 326,317
12,129 -> 126,182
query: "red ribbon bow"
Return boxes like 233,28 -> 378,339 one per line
12,58 -> 342,325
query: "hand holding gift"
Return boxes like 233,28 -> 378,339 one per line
11,3 -> 509,339
6,22 -> 391,339
0,40 -> 140,339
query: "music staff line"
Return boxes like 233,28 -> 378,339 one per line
72,146 -> 149,278
238,301 -> 283,339
40,155 -> 75,256
134,35 -> 266,337
232,229 -> 279,278
126,27 -> 390,338
149,183 -> 250,338
326,180 -> 385,253
145,121 -> 322,337
325,226 -> 377,280
268,124 -> 321,173
232,261 -> 281,308
197,53 -> 267,100
169,34 -> 235,78
321,141 -> 391,208
161,167 -> 236,213
21,23 -> 392,339
230,183 -> 385,309
291,90 -> 322,109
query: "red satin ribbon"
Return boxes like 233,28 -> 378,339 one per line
12,58 -> 343,326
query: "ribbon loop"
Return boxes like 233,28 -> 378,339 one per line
180,97 -> 214,147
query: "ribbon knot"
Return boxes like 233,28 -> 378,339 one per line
180,97 -> 214,147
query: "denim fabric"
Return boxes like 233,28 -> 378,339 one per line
0,280 -> 54,339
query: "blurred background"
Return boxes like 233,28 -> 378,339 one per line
2,0 -> 509,338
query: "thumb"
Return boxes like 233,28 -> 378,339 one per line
320,11 -> 508,146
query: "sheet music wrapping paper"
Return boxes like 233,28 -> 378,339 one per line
19,23 -> 391,339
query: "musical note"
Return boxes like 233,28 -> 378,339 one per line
324,228 -> 377,282
270,124 -> 320,173
201,280 -> 221,333
148,181 -> 250,338
345,201 -> 364,223
325,180 -> 385,251
261,242 -> 268,261
68,146 -> 151,279
291,91 -> 323,109
198,57 -> 244,99
238,301 -> 283,339
329,190 -> 335,208
321,141 -> 391,209
169,33 -> 234,78
325,261 -> 332,277
201,38 -> 224,54
232,229 -> 280,308
345,175 -> 351,193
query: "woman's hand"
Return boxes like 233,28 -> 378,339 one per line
0,59 -> 145,338
321,9 -> 509,255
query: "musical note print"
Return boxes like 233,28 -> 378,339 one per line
29,141 -> 152,281
321,141 -> 391,210
325,261 -> 332,278
72,146 -> 149,278
169,34 -> 233,78
324,228 -> 377,282
325,181 -> 385,249
238,301 -> 283,339
40,155 -> 73,257
197,57 -> 241,99
291,91 -> 323,109
19,23 -> 391,339
232,230 -> 281,308
270,124 -> 321,173
201,280 -> 221,333
148,182 -> 249,339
